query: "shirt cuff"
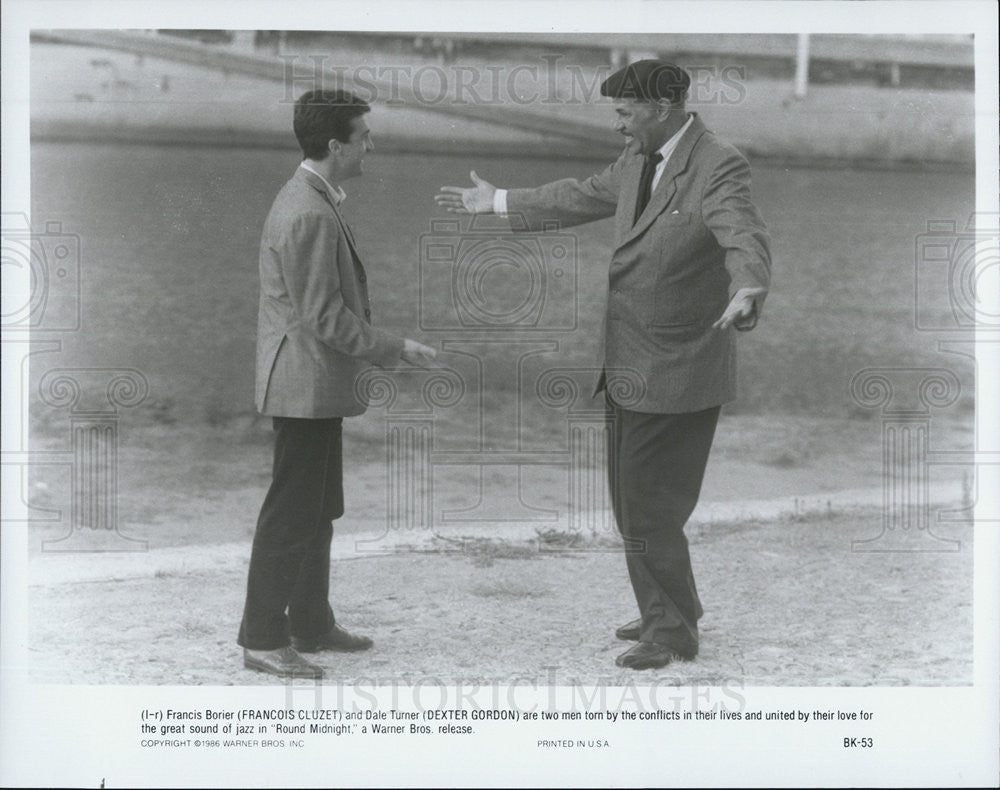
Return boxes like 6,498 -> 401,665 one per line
492,189 -> 508,216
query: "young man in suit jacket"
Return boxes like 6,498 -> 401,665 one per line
436,60 -> 771,670
239,89 -> 437,678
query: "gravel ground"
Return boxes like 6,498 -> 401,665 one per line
27,508 -> 973,687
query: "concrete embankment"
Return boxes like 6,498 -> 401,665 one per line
30,34 -> 974,170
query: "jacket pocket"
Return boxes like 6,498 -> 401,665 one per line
648,318 -> 699,329
658,211 -> 691,225
646,320 -> 702,348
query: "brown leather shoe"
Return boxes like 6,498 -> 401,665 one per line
615,618 -> 642,641
615,641 -> 685,670
291,624 -> 373,653
243,646 -> 324,678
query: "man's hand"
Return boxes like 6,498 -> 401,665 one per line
434,170 -> 497,214
401,338 -> 438,368
712,292 -> 758,332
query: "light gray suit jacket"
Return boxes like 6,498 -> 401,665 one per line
255,167 -> 404,418
506,114 -> 771,413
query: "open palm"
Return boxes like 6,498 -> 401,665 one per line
434,170 -> 497,214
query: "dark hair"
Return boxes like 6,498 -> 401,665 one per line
293,89 -> 370,160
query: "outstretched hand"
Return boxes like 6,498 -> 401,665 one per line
434,170 -> 497,214
712,293 -> 758,332
401,338 -> 439,368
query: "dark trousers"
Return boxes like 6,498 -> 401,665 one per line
606,400 -> 721,654
238,416 -> 345,651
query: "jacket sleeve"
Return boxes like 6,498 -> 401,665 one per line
701,151 -> 772,308
505,150 -> 626,231
277,212 -> 404,367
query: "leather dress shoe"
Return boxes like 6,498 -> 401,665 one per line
615,618 -> 642,641
291,624 -> 373,653
615,641 -> 686,670
244,646 -> 324,678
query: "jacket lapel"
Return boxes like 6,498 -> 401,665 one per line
296,167 -> 364,262
616,156 -> 643,244
618,114 -> 708,249
332,205 -> 362,260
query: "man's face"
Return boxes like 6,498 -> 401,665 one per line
333,115 -> 374,179
613,99 -> 669,156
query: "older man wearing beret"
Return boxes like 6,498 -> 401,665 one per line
436,60 -> 771,670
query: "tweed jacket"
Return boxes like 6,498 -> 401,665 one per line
255,167 -> 404,418
506,114 -> 771,413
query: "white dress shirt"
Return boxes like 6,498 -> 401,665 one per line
299,161 -> 347,206
649,112 -> 695,193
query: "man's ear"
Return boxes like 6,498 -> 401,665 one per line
655,99 -> 672,121
327,138 -> 341,157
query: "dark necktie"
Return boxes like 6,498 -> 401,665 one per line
634,152 -> 663,225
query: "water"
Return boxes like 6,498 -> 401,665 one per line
28,142 -> 974,424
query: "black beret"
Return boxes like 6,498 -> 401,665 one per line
600,59 -> 691,103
